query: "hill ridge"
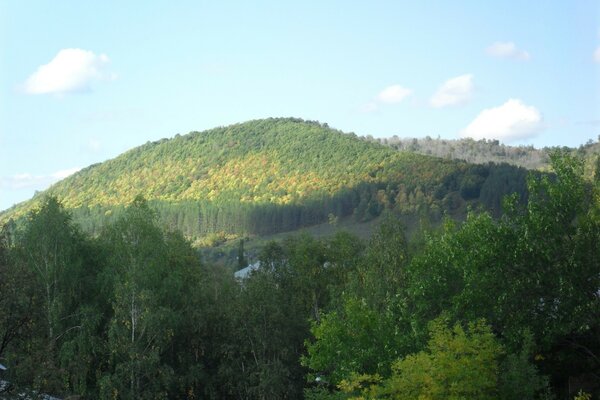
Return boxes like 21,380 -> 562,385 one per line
1,118 -> 531,238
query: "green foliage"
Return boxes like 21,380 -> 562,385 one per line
19,197 -> 84,341
375,318 -> 502,400
303,296 -> 400,385
0,220 -> 36,368
98,196 -> 213,399
302,215 -> 417,389
338,372 -> 383,399
303,153 -> 599,399
224,265 -> 309,399
1,118 -> 530,239
9,197 -> 90,393
1,151 -> 597,399
351,212 -> 408,309
498,332 -> 552,400
304,386 -> 351,400
404,153 -> 599,395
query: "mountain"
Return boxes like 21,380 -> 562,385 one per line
0,118 -> 531,239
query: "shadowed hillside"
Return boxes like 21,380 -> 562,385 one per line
1,118 -> 532,239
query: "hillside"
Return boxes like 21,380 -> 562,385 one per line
370,134 -> 600,172
0,118 -> 531,238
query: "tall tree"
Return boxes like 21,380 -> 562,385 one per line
7,197 -> 89,394
0,220 -> 35,362
100,197 -> 175,399
18,197 -> 84,345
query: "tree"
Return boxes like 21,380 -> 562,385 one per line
99,197 -> 176,399
406,152 -> 600,392
284,234 -> 329,321
303,296 -> 401,386
344,212 -> 408,316
0,220 -> 36,362
372,318 -> 502,400
11,197 -> 88,394
18,197 -> 84,344
224,265 -> 309,399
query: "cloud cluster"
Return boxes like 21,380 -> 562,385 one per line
486,42 -> 531,61
461,99 -> 543,142
23,48 -> 114,95
361,84 -> 412,113
377,84 -> 413,104
430,74 -> 474,108
1,167 -> 81,190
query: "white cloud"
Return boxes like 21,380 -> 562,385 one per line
430,74 -> 474,108
486,42 -> 531,61
376,84 -> 412,104
1,167 -> 81,190
460,99 -> 544,142
359,84 -> 412,113
594,46 -> 600,63
23,48 -> 114,95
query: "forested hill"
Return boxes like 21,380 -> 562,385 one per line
0,118 -> 531,237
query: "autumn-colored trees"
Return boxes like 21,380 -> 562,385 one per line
0,152 -> 597,398
1,118 -> 531,239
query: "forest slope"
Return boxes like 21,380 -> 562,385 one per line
0,118 -> 530,238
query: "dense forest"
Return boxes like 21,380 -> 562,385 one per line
0,152 -> 598,399
0,118 -> 534,240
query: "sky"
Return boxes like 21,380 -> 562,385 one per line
1,1 -> 599,211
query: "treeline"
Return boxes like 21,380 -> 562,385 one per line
0,153 -> 598,399
65,161 -> 531,239
369,134 -> 600,171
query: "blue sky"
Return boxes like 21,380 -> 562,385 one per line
1,1 -> 599,211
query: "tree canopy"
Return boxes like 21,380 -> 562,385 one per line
0,152 -> 597,399
0,118 -> 532,239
